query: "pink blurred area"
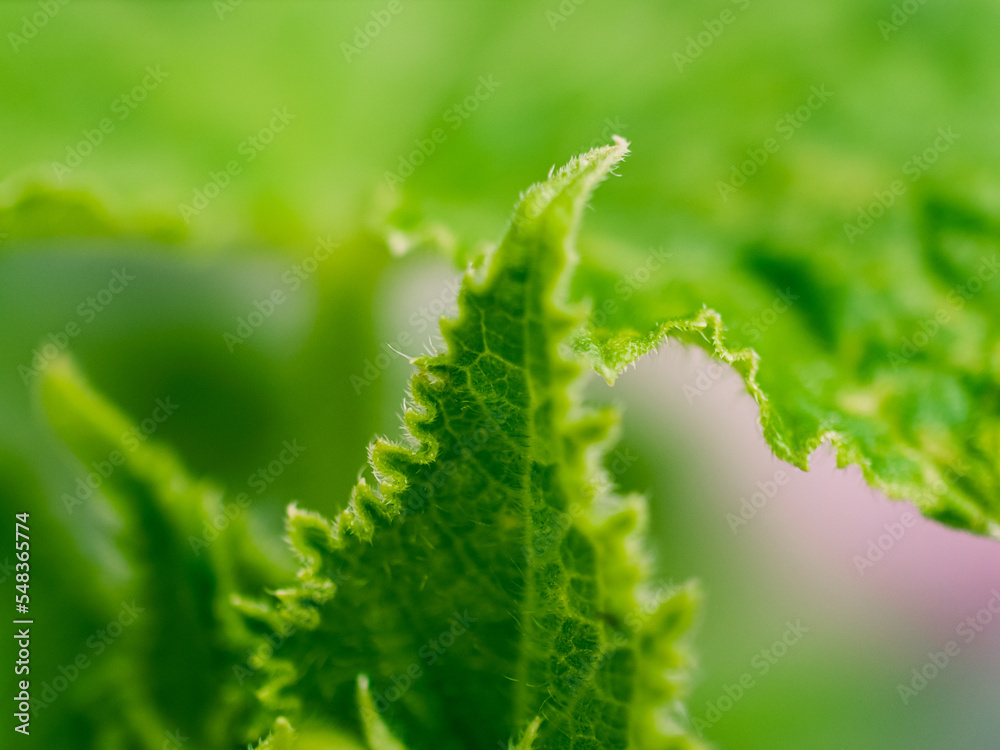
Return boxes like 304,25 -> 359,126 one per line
617,340 -> 1000,687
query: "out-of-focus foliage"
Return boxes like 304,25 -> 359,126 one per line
4,0 -> 997,537
573,217 -> 1000,536
19,357 -> 287,748
2,1 -> 999,748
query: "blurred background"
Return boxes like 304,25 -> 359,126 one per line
2,1 -> 999,748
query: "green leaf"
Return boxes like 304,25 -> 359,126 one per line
0,184 -> 184,246
254,718 -> 297,750
357,675 -> 410,750
250,141 -> 702,750
571,202 -> 1000,538
39,356 -> 288,748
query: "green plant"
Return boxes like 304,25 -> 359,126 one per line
24,139 -> 1000,749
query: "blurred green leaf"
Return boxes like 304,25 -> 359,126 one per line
572,191 -> 1000,536
37,356 -> 290,748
